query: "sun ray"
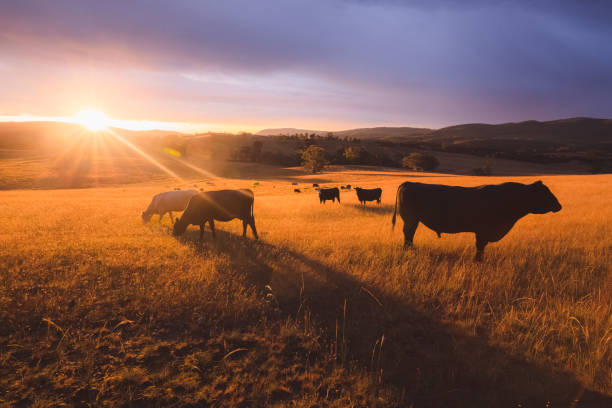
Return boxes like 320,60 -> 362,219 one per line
165,154 -> 257,199
105,128 -> 184,182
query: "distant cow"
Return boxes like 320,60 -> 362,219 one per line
318,187 -> 340,204
340,186 -> 346,190
355,187 -> 382,206
292,182 -> 298,185
173,189 -> 258,240
142,189 -> 198,223
294,189 -> 301,193
392,181 -> 562,260
345,184 -> 351,190
313,183 -> 319,188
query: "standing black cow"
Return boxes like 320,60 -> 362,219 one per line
173,189 -> 258,240
318,187 -> 340,204
355,187 -> 382,206
392,181 -> 562,260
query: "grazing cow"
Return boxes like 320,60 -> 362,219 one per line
318,187 -> 340,204
345,184 -> 351,190
313,183 -> 319,188
173,189 -> 258,240
341,186 -> 346,190
294,189 -> 301,193
355,187 -> 382,206
142,189 -> 198,223
392,181 -> 562,260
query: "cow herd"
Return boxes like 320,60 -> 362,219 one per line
316,186 -> 382,205
142,179 -> 562,260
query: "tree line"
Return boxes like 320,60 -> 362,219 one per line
230,139 -> 442,174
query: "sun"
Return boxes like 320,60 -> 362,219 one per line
74,108 -> 110,131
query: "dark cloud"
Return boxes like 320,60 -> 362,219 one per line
1,0 -> 610,126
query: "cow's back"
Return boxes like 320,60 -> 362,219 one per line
398,182 -> 525,233
185,189 -> 254,222
159,190 -> 198,211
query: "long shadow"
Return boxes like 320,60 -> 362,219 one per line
175,229 -> 610,408
347,203 -> 395,215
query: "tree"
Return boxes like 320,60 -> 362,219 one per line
402,152 -> 439,171
251,140 -> 263,162
343,146 -> 364,163
301,145 -> 328,173
239,145 -> 252,161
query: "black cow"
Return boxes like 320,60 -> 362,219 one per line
355,187 -> 382,206
313,183 -> 319,187
345,184 -> 351,190
318,187 -> 340,204
294,189 -> 301,193
392,181 -> 561,260
173,189 -> 258,240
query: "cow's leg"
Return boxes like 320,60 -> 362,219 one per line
159,212 -> 165,222
209,219 -> 216,239
242,219 -> 248,237
199,222 -> 206,241
475,234 -> 488,261
402,217 -> 419,248
169,212 -> 174,222
249,217 -> 259,240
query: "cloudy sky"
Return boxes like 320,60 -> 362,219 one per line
1,0 -> 610,132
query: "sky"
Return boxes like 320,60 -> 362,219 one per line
0,0 -> 611,133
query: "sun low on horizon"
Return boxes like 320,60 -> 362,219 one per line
73,108 -> 111,131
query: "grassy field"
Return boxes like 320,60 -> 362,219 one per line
1,168 -> 611,407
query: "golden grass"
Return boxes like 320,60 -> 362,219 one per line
1,168 -> 611,407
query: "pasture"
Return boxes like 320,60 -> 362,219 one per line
1,168 -> 611,407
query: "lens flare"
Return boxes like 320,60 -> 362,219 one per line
74,108 -> 109,131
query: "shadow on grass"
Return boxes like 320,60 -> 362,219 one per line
176,228 -> 610,408
347,203 -> 395,215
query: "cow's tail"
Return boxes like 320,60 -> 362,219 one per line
392,184 -> 401,229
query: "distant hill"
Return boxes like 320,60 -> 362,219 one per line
0,121 -> 185,151
406,117 -> 612,165
334,126 -> 432,140
256,128 -> 328,136
423,117 -> 612,145
257,126 -> 432,139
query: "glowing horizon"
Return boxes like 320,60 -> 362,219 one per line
0,113 -> 401,135
0,113 -> 262,134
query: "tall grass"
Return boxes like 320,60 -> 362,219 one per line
1,170 -> 610,406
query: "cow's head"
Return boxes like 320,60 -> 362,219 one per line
528,181 -> 562,214
141,211 -> 152,224
172,218 -> 188,236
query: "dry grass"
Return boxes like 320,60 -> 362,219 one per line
1,168 -> 611,407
